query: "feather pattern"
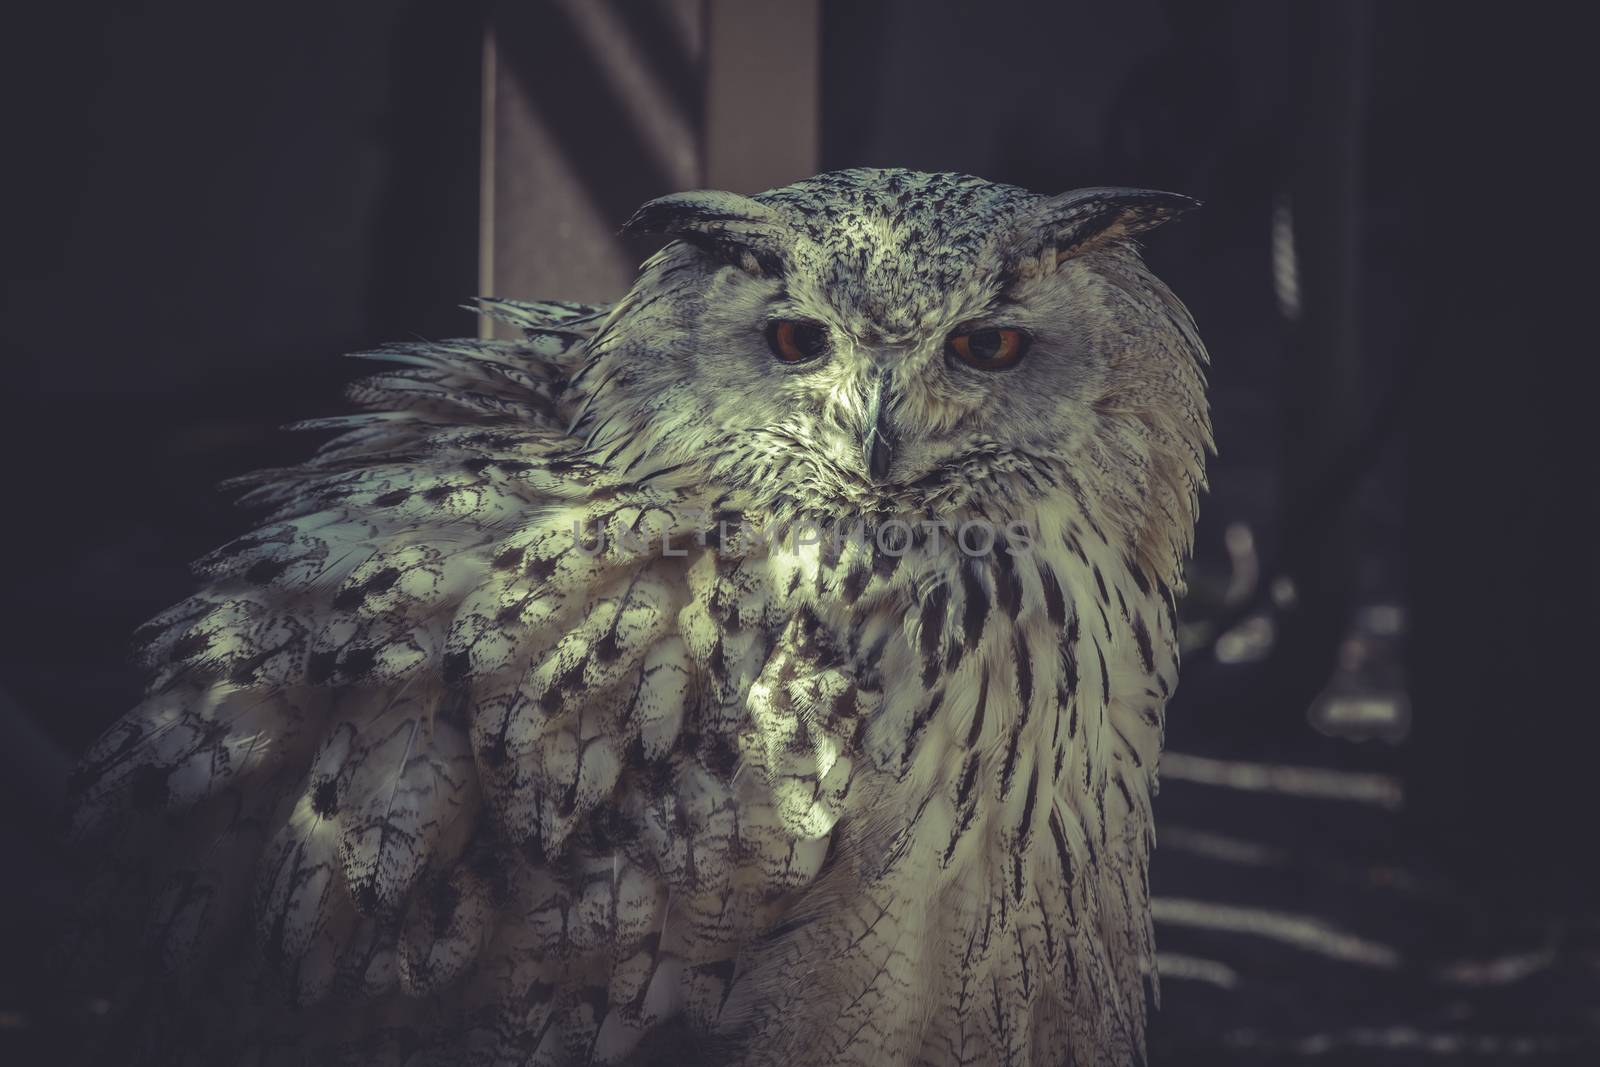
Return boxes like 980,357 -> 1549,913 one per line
70,169 -> 1210,1067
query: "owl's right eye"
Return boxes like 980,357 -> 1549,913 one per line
765,320 -> 830,364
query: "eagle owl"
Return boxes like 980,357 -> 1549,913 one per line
70,168 -> 1210,1066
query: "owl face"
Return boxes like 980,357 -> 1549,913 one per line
587,169 -> 1208,558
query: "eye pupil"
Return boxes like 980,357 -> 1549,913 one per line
968,329 -> 1003,361
946,326 -> 1030,370
792,324 -> 826,357
766,320 -> 829,363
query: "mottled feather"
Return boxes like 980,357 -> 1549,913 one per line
69,170 -> 1209,1067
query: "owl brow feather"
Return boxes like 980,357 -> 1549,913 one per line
620,188 -> 795,278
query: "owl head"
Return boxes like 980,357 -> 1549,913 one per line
581,168 -> 1211,582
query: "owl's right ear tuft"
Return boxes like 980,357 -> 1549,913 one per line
1030,188 -> 1200,263
621,190 -> 792,277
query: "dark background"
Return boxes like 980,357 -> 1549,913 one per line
1,1 -> 1592,1062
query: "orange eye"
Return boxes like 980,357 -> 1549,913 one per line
765,320 -> 830,363
946,327 -> 1031,370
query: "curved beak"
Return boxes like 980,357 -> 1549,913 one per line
863,373 -> 895,483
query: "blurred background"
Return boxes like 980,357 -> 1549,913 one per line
1,1 -> 1592,1062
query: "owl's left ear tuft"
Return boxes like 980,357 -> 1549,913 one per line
1029,188 -> 1199,263
621,190 -> 792,277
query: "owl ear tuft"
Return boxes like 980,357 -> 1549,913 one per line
621,190 -> 792,277
1029,187 -> 1199,263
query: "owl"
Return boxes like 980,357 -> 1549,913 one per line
68,168 -> 1210,1067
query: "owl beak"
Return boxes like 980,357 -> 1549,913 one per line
863,374 -> 895,483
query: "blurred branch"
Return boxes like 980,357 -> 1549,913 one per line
1192,376 -> 1401,660
1263,0 -> 1373,721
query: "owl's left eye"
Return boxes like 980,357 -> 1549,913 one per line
766,320 -> 830,364
946,327 -> 1031,370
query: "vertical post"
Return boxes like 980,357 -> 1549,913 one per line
477,1 -> 822,336
478,27 -> 498,340
476,0 -> 709,337
703,0 -> 821,193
